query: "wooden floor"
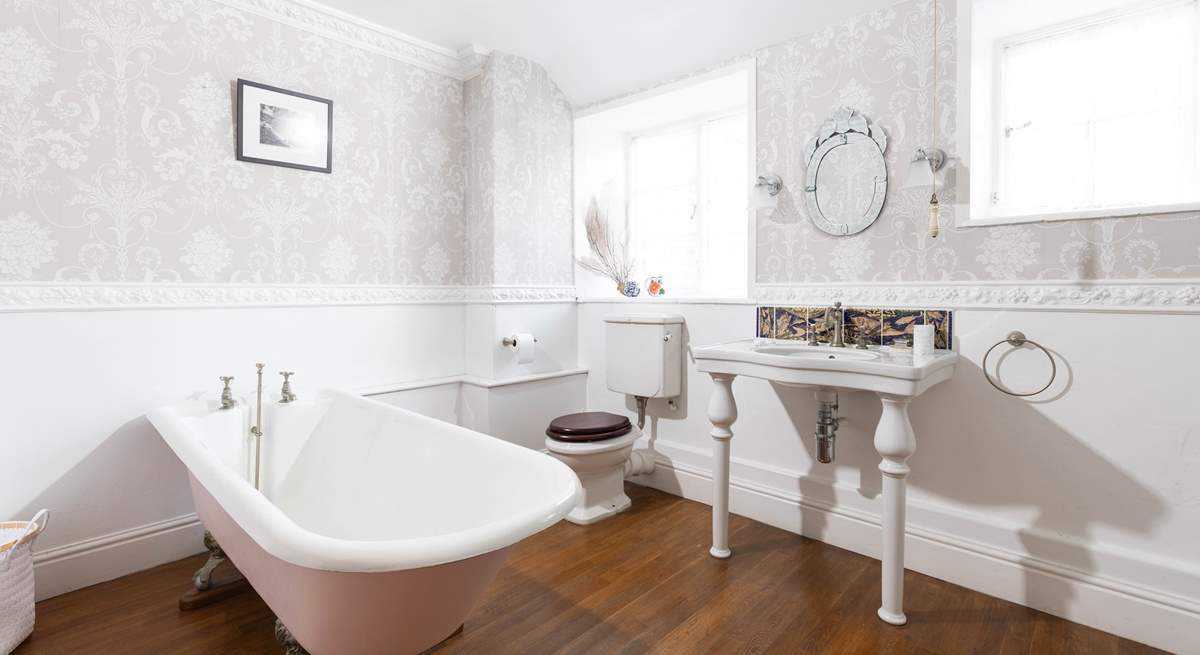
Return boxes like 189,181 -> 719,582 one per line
17,485 -> 1165,655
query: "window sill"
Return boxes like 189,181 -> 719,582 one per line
576,296 -> 755,305
957,200 -> 1200,228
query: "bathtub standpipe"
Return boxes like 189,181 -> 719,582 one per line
251,362 -> 264,490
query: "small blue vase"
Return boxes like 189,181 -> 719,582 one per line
621,280 -> 641,297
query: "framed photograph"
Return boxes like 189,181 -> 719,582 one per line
236,79 -> 332,173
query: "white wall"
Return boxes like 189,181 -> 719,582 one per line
460,302 -> 587,449
1,302 -> 467,598
465,302 -> 579,379
578,300 -> 1200,654
7,298 -> 591,600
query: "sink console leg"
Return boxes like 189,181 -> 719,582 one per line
708,373 -> 737,559
874,394 -> 915,626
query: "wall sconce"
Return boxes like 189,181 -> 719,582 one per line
752,174 -> 783,209
901,148 -> 946,237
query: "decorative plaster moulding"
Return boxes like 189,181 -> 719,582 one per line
216,0 -> 491,80
754,280 -> 1200,313
4,281 -> 1196,312
0,284 -> 577,312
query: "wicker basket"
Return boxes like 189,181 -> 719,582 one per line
1,510 -> 48,655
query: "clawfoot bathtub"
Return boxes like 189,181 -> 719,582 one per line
150,388 -> 580,654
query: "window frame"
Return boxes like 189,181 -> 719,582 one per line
956,0 -> 1200,227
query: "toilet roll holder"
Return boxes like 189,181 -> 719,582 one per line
502,334 -> 539,348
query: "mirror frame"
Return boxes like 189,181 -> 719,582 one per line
802,106 -> 889,236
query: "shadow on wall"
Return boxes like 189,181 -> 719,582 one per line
769,348 -> 1163,620
15,415 -> 193,549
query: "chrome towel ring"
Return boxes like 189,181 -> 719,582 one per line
982,331 -> 1056,397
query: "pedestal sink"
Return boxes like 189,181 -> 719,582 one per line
690,338 -> 958,625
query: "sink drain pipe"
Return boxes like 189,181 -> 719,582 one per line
815,389 -> 840,464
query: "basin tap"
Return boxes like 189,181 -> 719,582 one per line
825,301 -> 846,347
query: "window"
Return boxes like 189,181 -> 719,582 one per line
574,63 -> 753,298
962,0 -> 1200,225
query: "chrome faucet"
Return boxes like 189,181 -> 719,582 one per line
825,301 -> 846,347
219,376 -> 236,409
279,371 -> 297,403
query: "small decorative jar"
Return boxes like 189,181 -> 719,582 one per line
620,280 -> 641,297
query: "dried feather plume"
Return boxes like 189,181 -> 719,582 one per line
576,196 -> 634,287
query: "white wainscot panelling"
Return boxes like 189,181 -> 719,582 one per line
476,375 -> 588,450
578,302 -> 1200,654
368,371 -> 589,450
368,383 -> 463,425
1,303 -> 465,599
465,302 -> 580,379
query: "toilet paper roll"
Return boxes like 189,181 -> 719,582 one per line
511,332 -> 536,364
913,325 -> 935,356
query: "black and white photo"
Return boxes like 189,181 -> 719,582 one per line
236,79 -> 332,173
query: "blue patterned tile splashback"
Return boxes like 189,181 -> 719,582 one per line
756,305 -> 953,350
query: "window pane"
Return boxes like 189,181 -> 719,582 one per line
994,0 -> 1199,216
629,127 -> 701,293
701,114 -> 749,297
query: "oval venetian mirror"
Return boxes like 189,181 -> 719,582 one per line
803,107 -> 888,236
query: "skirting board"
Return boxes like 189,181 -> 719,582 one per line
634,453 -> 1200,655
32,514 -> 206,601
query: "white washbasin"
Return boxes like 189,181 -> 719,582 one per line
753,344 -> 880,361
692,338 -> 957,396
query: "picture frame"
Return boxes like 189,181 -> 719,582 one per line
236,79 -> 333,174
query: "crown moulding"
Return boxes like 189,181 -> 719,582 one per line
216,0 -> 492,80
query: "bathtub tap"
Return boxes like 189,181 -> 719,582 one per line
279,371 -> 297,403
219,376 -> 236,410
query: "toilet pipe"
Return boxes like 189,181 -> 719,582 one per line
624,448 -> 656,477
625,396 -> 657,477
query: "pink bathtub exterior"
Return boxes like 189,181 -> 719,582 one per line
191,475 -> 509,654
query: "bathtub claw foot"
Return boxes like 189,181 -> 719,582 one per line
275,619 -> 310,655
179,530 -> 250,611
193,531 -> 226,591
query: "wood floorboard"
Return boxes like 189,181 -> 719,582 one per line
15,484 -> 1169,655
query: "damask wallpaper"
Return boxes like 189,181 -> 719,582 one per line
1,0 -> 467,285
465,52 -> 574,286
755,0 -> 1200,283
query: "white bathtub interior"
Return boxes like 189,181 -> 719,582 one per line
178,390 -> 580,544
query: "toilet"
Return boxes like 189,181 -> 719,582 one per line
546,314 -> 684,525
